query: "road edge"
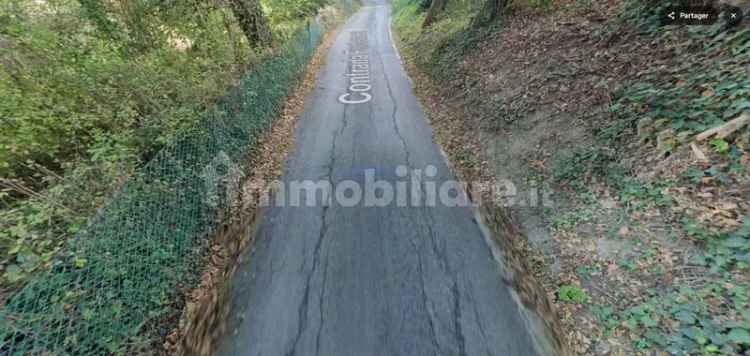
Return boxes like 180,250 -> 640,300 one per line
161,17 -> 348,356
388,13 -> 572,356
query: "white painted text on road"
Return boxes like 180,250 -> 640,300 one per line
339,31 -> 372,104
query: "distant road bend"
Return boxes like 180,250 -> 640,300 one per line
218,1 -> 551,355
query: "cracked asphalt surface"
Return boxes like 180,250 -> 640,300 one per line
217,2 -> 544,355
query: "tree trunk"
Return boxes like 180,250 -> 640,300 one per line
229,0 -> 272,47
488,0 -> 508,21
472,0 -> 508,26
422,0 -> 446,27
419,0 -> 431,12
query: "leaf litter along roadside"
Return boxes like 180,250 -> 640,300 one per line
393,0 -> 749,354
161,22 -> 343,356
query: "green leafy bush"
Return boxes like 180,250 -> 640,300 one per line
0,0 -> 345,352
558,284 -> 589,303
0,18 -> 325,354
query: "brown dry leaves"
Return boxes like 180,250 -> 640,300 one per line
394,0 -> 750,354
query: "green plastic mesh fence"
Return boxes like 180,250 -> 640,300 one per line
0,19 -> 322,355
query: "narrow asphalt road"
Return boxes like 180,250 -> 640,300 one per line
218,2 -> 547,355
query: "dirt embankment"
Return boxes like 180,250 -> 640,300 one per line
395,0 -> 750,354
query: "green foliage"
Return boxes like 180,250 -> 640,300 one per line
550,5 -> 748,353
517,0 -> 553,8
393,0 -> 498,80
618,180 -> 673,211
551,147 -> 673,210
591,304 -> 620,336
710,137 -> 730,154
558,284 -> 589,303
615,278 -> 749,354
601,218 -> 750,354
0,0 -> 339,351
551,207 -> 594,229
0,0 -> 259,183
552,148 -> 620,186
693,216 -> 750,271
609,4 -> 750,149
0,21 -> 325,354
267,0 -> 330,31
618,0 -> 678,33
0,0 -> 261,291
0,0 -> 334,184
0,0 -> 335,287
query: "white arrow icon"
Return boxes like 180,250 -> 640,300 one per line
668,11 -> 676,20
